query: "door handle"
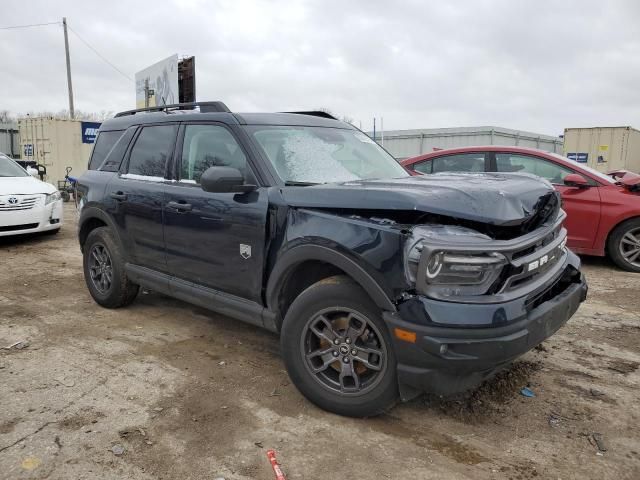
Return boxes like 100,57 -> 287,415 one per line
110,192 -> 127,201
167,201 -> 192,212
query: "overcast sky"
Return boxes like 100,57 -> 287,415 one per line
2,0 -> 639,135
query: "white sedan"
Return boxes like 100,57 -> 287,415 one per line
0,153 -> 63,237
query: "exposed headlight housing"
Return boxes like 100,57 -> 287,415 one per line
405,224 -> 507,298
45,191 -> 62,205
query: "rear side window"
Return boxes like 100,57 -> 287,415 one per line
432,153 -> 486,173
127,125 -> 177,178
88,130 -> 123,170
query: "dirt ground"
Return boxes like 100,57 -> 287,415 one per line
1,203 -> 639,479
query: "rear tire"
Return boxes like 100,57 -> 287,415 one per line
607,218 -> 640,273
280,275 -> 398,417
83,227 -> 139,308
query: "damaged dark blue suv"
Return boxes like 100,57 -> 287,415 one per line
76,102 -> 587,417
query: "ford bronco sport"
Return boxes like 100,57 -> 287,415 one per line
76,102 -> 587,417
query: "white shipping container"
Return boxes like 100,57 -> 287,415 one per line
0,121 -> 20,158
18,117 -> 94,184
562,126 -> 640,174
370,126 -> 563,160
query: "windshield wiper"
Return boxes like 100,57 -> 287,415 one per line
284,181 -> 320,186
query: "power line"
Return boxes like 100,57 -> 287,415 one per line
0,21 -> 60,30
66,24 -> 134,82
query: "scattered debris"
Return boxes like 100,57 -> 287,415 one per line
21,456 -> 41,470
534,343 -> 548,353
110,444 -> 125,456
4,340 -> 29,350
54,436 -> 62,449
607,360 -> 639,375
520,387 -> 536,398
269,388 -> 281,397
592,433 -> 607,452
54,377 -> 75,387
548,413 -> 561,428
267,449 -> 287,480
218,361 -> 226,366
255,441 -> 263,448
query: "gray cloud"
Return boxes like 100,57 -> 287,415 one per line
1,0 -> 639,135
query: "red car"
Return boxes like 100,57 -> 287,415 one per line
401,146 -> 640,272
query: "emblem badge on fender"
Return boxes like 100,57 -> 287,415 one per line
240,244 -> 252,260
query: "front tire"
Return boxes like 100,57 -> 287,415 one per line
83,227 -> 139,308
607,218 -> 640,273
280,276 -> 398,417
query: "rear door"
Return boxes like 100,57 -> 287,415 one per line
163,123 -> 268,303
494,152 -> 602,250
105,124 -> 178,272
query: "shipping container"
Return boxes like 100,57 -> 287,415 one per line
18,117 -> 98,184
0,121 -> 20,158
563,126 -> 640,174
370,126 -> 563,160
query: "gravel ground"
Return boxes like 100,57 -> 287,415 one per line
1,203 -> 639,479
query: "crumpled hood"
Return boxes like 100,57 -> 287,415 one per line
0,176 -> 56,195
280,173 -> 559,226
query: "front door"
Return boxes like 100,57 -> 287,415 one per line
106,124 -> 178,272
494,152 -> 602,250
163,123 -> 268,303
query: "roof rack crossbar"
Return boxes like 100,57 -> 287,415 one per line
282,111 -> 338,120
115,101 -> 230,118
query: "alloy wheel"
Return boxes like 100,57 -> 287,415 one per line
301,307 -> 387,396
89,243 -> 113,294
619,227 -> 640,268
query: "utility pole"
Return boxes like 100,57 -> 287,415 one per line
62,17 -> 75,119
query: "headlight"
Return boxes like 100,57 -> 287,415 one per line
45,191 -> 62,205
405,224 -> 507,298
418,251 -> 507,296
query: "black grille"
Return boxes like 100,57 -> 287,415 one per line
0,223 -> 39,232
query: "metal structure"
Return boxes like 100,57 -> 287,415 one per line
563,126 -> 640,173
0,121 -> 20,158
18,117 -> 95,183
372,126 -> 563,160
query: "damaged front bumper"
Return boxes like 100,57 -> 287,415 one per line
384,251 -> 587,400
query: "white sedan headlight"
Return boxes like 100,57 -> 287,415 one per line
45,191 -> 62,205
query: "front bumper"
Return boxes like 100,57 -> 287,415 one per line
384,254 -> 587,399
0,199 -> 64,237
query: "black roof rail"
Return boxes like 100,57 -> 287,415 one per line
114,101 -> 230,118
283,111 -> 339,120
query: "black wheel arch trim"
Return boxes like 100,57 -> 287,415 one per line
78,206 -> 126,255
266,244 -> 397,318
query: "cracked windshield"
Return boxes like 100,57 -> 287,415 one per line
249,126 -> 408,184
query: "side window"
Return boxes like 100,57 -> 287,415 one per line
88,130 -> 123,170
413,160 -> 433,174
127,125 -> 177,178
180,124 -> 247,183
496,154 -> 573,184
432,153 -> 485,173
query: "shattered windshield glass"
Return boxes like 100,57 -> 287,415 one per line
247,126 -> 408,184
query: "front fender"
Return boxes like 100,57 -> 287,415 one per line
266,243 -> 397,314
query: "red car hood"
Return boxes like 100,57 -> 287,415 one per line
608,170 -> 640,192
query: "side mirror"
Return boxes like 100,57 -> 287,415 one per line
563,173 -> 589,188
26,166 -> 39,177
200,166 -> 256,193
